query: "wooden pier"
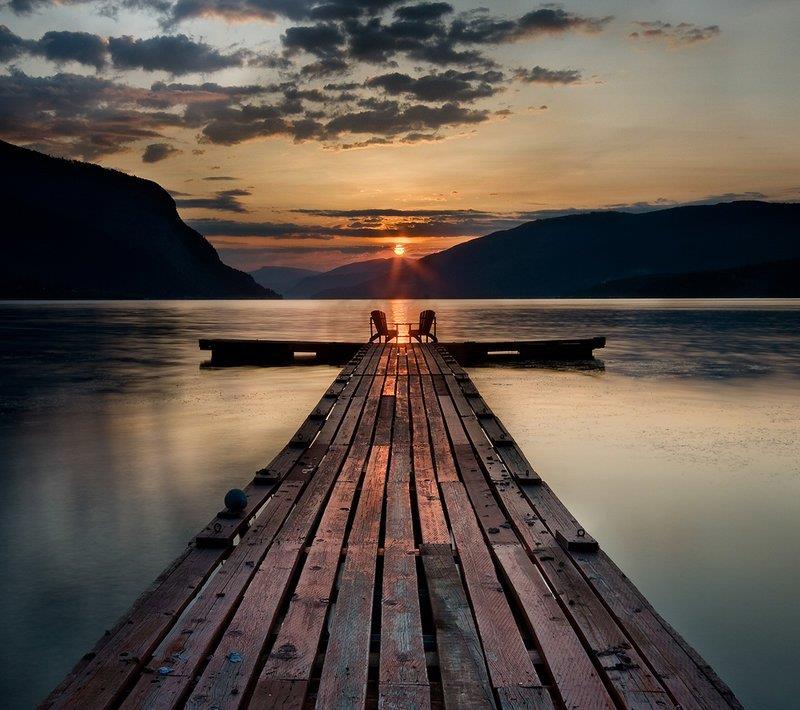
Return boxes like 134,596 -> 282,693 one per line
44,343 -> 739,709
199,337 -> 605,366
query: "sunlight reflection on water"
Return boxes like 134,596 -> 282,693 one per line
0,299 -> 799,708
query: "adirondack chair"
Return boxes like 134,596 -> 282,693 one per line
369,310 -> 398,343
410,309 -> 437,343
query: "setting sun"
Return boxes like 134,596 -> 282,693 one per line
393,244 -> 406,256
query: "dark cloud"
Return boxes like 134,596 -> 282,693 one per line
294,207 -> 491,217
142,141 -> 181,162
189,210 -> 514,239
169,0 -> 402,24
175,188 -> 251,212
323,81 -> 359,90
282,23 -> 345,56
630,21 -> 720,46
202,175 -> 238,180
108,34 -> 246,74
367,68 -> 503,102
0,5 -> 611,157
0,69 -> 184,158
0,24 -> 28,62
275,5 -> 609,70
514,65 -> 581,84
34,31 -> 108,70
1,26 -> 107,69
299,56 -> 350,77
325,99 -> 488,137
0,27 -> 248,74
449,7 -> 612,45
394,2 -> 452,22
188,218 -> 338,238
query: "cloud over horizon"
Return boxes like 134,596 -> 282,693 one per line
0,3 -> 617,157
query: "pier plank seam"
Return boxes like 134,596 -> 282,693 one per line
429,346 -> 736,709
426,348 -> 673,709
191,347 -> 390,709
246,347 -> 392,708
416,365 -> 554,709
41,347 -> 372,710
119,347 -> 387,709
196,345 -> 373,547
420,347 -> 615,710
314,387 -> 395,708
409,348 -> 497,709
378,368 -> 431,708
44,341 -> 739,710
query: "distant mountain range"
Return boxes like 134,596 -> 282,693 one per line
250,266 -> 321,295
293,202 -> 800,298
249,265 -> 320,295
282,259 -> 396,298
3,141 -> 797,300
0,141 -> 274,299
572,258 -> 800,298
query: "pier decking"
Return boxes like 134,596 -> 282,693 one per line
44,343 -> 739,709
199,337 -> 605,366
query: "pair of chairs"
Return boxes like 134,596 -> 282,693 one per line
369,309 -> 437,343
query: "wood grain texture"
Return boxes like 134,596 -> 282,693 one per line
379,374 -> 429,705
46,342 -> 739,710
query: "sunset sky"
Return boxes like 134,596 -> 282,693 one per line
1,0 -> 798,270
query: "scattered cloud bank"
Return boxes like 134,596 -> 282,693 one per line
175,188 -> 251,211
513,65 -> 581,84
142,141 -> 180,162
0,3 -> 621,157
630,21 -> 720,47
0,26 -> 247,72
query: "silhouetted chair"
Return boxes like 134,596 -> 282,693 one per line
369,310 -> 398,343
410,310 -> 437,343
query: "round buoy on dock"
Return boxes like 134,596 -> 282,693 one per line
224,488 -> 247,513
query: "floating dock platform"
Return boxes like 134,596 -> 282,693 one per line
44,342 -> 738,709
199,337 -> 606,366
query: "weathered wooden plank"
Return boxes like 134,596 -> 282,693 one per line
408,365 -> 450,547
436,483 -> 552,709
424,349 -> 527,479
246,349 -> 390,707
200,339 -> 365,367
424,348 -> 539,484
41,546 -> 225,710
196,347 -> 375,547
120,354 -> 383,709
420,545 -> 497,710
436,357 -> 673,709
570,550 -> 742,710
432,410 -> 613,708
41,544 -> 200,704
429,346 -> 620,709
315,389 -> 395,708
409,346 -> 495,708
48,340 -> 739,710
378,683 -> 432,710
434,350 -> 729,708
451,419 -> 668,708
380,374 -> 429,706
420,375 -> 460,485
416,351 -> 552,708
520,483 -> 598,554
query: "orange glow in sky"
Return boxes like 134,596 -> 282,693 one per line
393,244 -> 406,256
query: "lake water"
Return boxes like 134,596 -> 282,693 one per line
1,299 -> 799,708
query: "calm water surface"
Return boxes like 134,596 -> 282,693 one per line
1,299 -> 799,708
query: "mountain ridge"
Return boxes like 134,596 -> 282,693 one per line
0,140 -> 275,299
313,201 -> 800,298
